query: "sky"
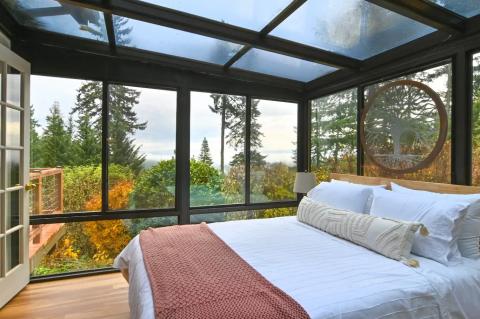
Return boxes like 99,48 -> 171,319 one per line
30,76 -> 297,169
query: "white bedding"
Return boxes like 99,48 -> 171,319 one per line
114,216 -> 480,319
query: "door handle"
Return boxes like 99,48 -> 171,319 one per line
25,183 -> 37,191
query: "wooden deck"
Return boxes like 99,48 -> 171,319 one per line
0,273 -> 130,319
29,223 -> 65,272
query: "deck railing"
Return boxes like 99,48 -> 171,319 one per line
29,168 -> 63,244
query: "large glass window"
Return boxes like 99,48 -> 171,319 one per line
190,208 -> 298,224
30,217 -> 177,275
310,88 -> 358,182
30,76 -> 102,214
250,99 -> 297,203
107,85 -> 176,211
472,53 -> 480,185
190,92 -> 245,207
363,63 -> 452,183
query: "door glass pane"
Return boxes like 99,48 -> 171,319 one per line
7,65 -> 21,106
7,191 -> 20,230
6,231 -> 20,272
0,61 -> 2,99
113,16 -> 243,65
6,107 -> 21,146
137,0 -> 293,31
108,85 -> 176,211
7,150 -> 20,188
30,76 -> 103,214
190,92 -> 245,207
250,99 -> 298,203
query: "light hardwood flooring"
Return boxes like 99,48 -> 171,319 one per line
0,273 -> 130,319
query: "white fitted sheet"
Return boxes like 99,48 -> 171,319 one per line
114,216 -> 480,319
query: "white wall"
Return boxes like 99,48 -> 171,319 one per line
0,29 -> 11,49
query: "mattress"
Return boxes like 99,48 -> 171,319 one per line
114,216 -> 480,319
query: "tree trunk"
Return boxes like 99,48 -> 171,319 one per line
220,95 -> 226,174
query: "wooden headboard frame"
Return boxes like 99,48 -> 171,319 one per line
330,173 -> 480,195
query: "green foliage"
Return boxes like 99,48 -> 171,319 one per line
30,106 -> 43,168
129,159 -> 175,209
42,102 -> 72,167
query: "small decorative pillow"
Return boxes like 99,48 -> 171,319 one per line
307,182 -> 373,214
331,179 -> 387,214
298,197 -> 428,267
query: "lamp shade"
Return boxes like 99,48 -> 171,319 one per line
293,172 -> 317,193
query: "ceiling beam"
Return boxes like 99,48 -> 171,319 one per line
365,0 -> 466,34
57,0 -> 361,70
103,12 -> 116,51
223,0 -> 307,69
16,28 -> 305,91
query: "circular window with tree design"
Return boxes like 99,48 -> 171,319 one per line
360,80 -> 448,174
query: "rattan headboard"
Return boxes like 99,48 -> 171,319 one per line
329,173 -> 480,195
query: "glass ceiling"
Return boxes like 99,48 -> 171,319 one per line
3,0 -> 107,42
1,0 -> 479,83
232,48 -> 337,82
136,0 -> 294,31
270,0 -> 435,60
426,0 -> 480,18
114,16 -> 243,65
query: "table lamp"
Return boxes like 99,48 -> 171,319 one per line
293,171 -> 317,196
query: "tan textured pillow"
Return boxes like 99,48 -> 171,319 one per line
297,197 -> 428,267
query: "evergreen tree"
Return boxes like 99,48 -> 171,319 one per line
198,137 -> 213,166
30,106 -> 43,168
72,83 -> 147,175
73,113 -> 102,166
42,102 -> 70,167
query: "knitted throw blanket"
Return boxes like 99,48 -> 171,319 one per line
139,223 -> 310,319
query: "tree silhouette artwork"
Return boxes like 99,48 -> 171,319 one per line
360,80 -> 448,174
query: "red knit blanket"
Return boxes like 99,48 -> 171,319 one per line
139,223 -> 310,319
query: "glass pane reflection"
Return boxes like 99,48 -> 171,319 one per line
6,108 -> 21,146
7,191 -> 20,230
270,0 -> 435,60
7,65 -> 21,106
113,16 -> 243,65
7,150 -> 21,188
6,231 -> 21,272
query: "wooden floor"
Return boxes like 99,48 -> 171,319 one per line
0,273 -> 130,319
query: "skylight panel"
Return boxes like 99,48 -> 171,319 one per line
270,0 -> 436,60
2,0 -> 108,42
136,0 -> 294,31
231,48 -> 338,82
425,0 -> 480,18
113,17 -> 243,65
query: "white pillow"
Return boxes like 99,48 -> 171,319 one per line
370,188 -> 470,265
391,182 -> 480,260
297,197 -> 427,267
331,179 -> 387,214
307,182 -> 373,214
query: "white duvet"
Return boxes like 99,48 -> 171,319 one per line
114,216 -> 480,319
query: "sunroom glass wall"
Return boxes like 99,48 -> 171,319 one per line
107,85 -> 177,211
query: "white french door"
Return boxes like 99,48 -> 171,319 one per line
0,43 -> 30,308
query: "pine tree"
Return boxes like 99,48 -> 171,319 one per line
42,102 -> 70,167
30,106 -> 43,168
72,83 -> 147,175
73,113 -> 102,166
198,137 -> 213,166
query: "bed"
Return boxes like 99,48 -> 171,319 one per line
114,175 -> 480,319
